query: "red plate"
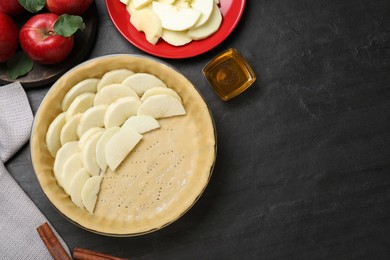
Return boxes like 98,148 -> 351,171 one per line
105,0 -> 246,59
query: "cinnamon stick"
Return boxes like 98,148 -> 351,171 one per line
73,247 -> 127,260
36,222 -> 71,260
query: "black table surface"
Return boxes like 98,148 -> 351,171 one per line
5,0 -> 390,259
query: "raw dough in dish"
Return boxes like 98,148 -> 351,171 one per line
31,55 -> 216,236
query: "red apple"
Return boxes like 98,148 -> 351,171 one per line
46,0 -> 93,15
0,12 -> 18,63
19,13 -> 74,64
0,0 -> 24,16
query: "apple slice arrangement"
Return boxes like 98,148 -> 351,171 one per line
46,69 -> 187,214
121,0 -> 222,46
0,0 -> 92,80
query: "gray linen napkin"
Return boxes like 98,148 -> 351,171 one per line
0,82 -> 70,259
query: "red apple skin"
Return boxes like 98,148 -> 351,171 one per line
0,12 -> 18,63
46,0 -> 93,15
20,13 -> 74,64
0,0 -> 24,16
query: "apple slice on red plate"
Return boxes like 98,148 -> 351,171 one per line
105,0 -> 246,58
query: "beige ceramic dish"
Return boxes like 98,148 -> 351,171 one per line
31,54 -> 216,236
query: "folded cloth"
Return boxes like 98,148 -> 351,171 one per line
0,82 -> 70,259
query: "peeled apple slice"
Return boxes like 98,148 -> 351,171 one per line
141,87 -> 182,102
60,113 -> 82,145
61,78 -> 99,111
152,2 -> 201,31
79,127 -> 105,149
82,132 -> 103,176
106,128 -> 143,171
94,84 -> 139,106
122,115 -> 160,134
104,97 -> 141,128
53,141 -> 80,188
46,112 -> 66,157
97,69 -> 134,91
133,0 -> 152,9
191,0 -> 214,28
187,2 -> 222,40
66,93 -> 95,121
176,0 -> 191,7
81,176 -> 103,214
137,94 -> 186,119
126,0 -> 136,15
77,105 -> 107,137
130,8 -> 162,45
61,153 -> 84,195
122,73 -> 167,96
95,126 -> 120,173
126,0 -> 153,15
158,0 -> 176,4
69,168 -> 90,209
161,29 -> 192,46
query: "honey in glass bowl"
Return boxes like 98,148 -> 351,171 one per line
203,48 -> 256,101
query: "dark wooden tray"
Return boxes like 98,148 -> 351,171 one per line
0,2 -> 98,88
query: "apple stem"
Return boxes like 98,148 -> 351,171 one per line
48,30 -> 56,36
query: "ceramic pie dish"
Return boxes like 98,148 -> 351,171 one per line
30,54 -> 216,236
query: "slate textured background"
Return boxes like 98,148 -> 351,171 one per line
5,0 -> 390,259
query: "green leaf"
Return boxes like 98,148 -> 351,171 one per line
6,51 -> 34,80
18,0 -> 46,13
54,14 -> 86,37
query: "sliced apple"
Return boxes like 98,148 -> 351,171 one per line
133,0 -> 152,9
120,0 -> 130,5
96,126 -> 120,173
66,93 -> 95,121
158,0 -> 176,4
122,115 -> 160,134
130,8 -> 162,45
79,127 -> 105,149
69,168 -> 90,209
191,0 -> 214,28
97,69 -> 135,91
104,97 -> 141,128
152,2 -> 201,31
53,141 -> 80,188
60,113 -> 82,146
82,131 -> 103,176
46,112 -> 67,157
94,84 -> 139,106
122,73 -> 167,96
126,0 -> 137,15
187,2 -> 222,40
141,86 -> 182,102
161,29 -> 192,46
106,128 -> 143,171
61,153 -> 84,195
61,78 -> 99,111
176,0 -> 191,8
81,175 -> 103,214
137,94 -> 186,119
77,105 -> 107,137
